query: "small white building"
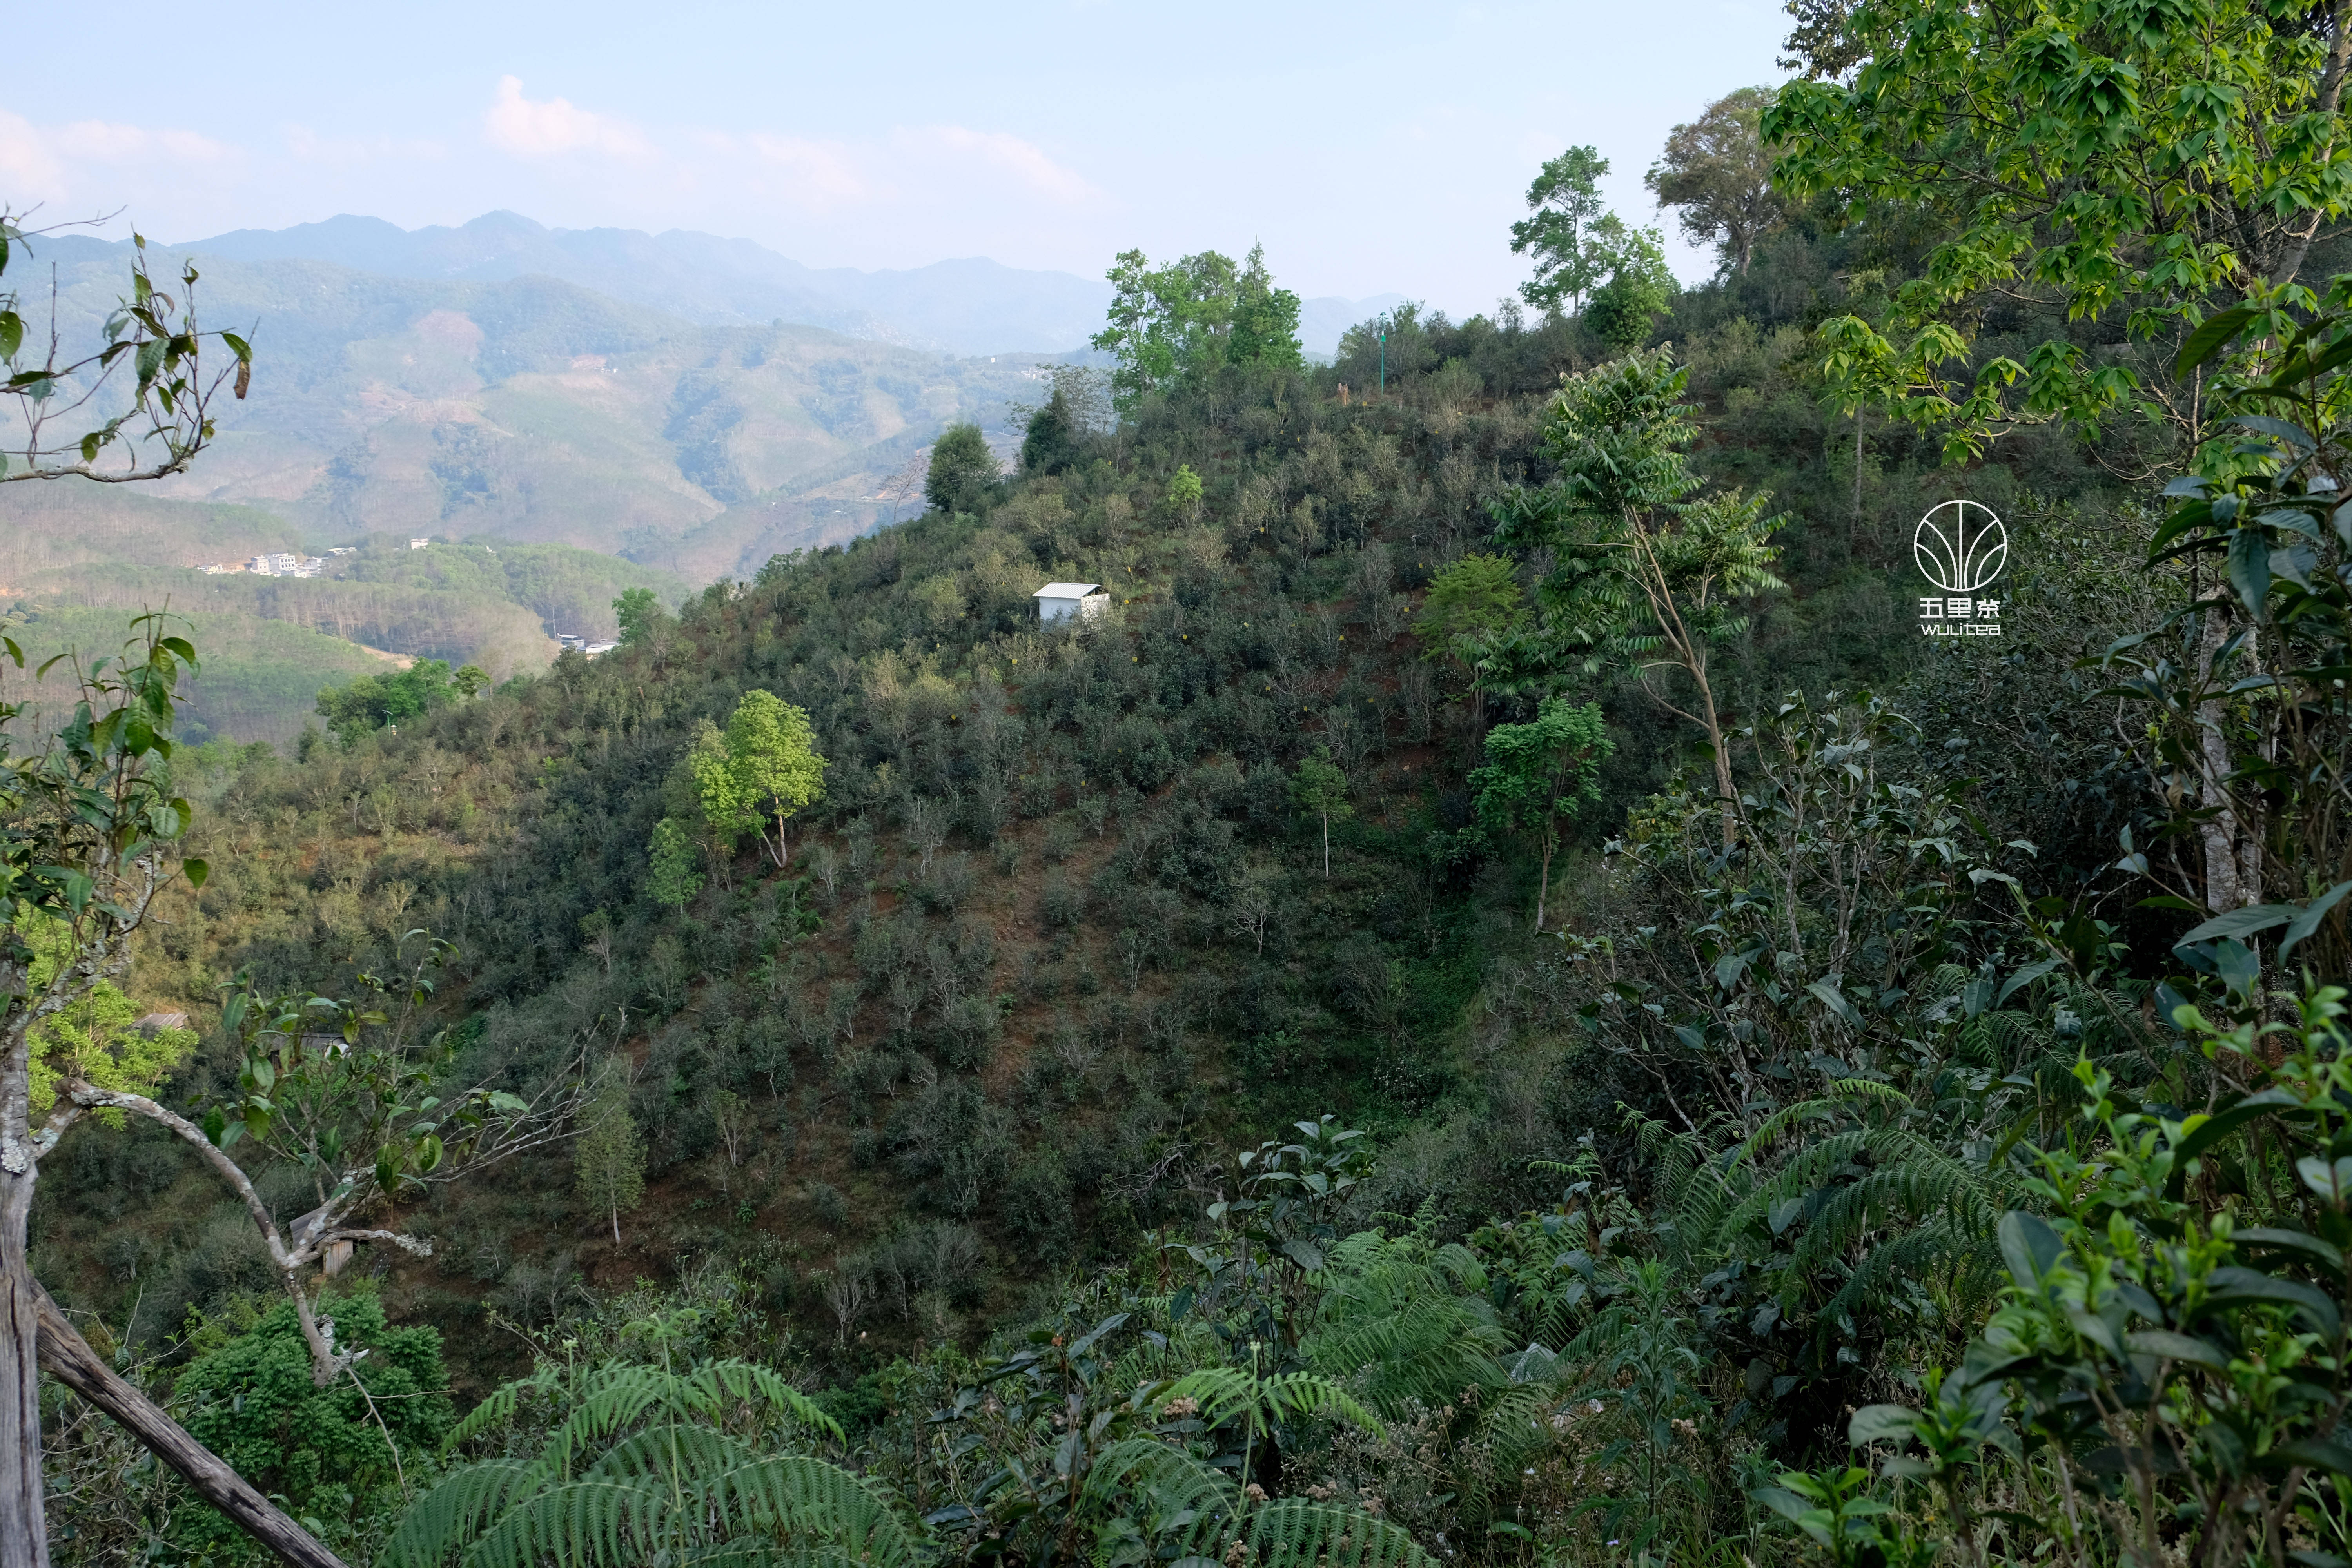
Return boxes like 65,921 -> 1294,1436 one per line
1034,582 -> 1110,626
409,536 -> 431,550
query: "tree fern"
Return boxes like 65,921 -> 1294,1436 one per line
1083,1438 -> 1434,1568
382,1356 -> 897,1568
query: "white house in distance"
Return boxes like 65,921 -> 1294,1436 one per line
1034,582 -> 1111,626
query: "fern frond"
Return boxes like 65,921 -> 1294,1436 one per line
382,1461 -> 543,1568
708,1453 -> 920,1568
459,1474 -> 669,1568
1262,1371 -> 1379,1431
1249,1500 -> 1434,1568
687,1360 -> 845,1443
1084,1438 -> 1238,1557
1309,1296 -> 1509,1416
445,1363 -> 567,1451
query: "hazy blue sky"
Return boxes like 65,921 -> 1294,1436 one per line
3,0 -> 1790,311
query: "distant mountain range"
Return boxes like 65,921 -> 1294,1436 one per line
0,215 -> 1407,740
156,212 -> 1405,359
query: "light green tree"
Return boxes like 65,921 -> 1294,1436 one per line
1582,216 -> 1677,352
646,817 -> 704,910
574,1057 -> 645,1245
1167,464 -> 1204,521
1091,243 -> 1303,412
1468,697 -> 1614,931
1414,553 -> 1526,738
1289,750 -> 1353,879
451,662 -> 490,699
722,690 -> 828,869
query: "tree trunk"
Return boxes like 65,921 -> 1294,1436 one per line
1321,813 -> 1330,878
2196,609 -> 2246,911
0,1168 -> 48,1568
1535,837 -> 1554,932
35,1289 -> 348,1568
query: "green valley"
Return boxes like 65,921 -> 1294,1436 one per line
6,9 -> 2352,1568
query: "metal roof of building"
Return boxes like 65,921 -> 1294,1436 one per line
1033,582 -> 1106,597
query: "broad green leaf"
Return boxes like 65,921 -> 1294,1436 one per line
2176,305 -> 2260,376
2227,527 -> 2271,614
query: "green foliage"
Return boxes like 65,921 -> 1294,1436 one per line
1166,464 -> 1203,513
0,215 -> 250,482
2105,281 -> 2352,965
1646,86 -> 1786,276
1289,751 -> 1352,878
613,586 -> 667,647
1412,554 -> 1524,670
172,1289 -> 452,1563
1494,347 -> 1785,834
1091,243 -> 1304,412
23,964 -> 194,1125
575,1056 -> 646,1244
316,657 -> 457,744
646,817 -> 704,910
1766,0 -> 2352,453
1794,978 -> 2352,1568
1468,697 -> 1612,929
722,691 -> 829,869
926,423 -> 1000,514
384,1316 -> 893,1568
1580,220 -> 1675,352
1509,146 -> 1613,316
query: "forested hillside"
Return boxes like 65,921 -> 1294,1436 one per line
9,5 -> 2352,1564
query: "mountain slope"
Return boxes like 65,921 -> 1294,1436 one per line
2,239 -> 1052,580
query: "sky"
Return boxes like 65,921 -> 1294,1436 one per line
1,0 -> 1792,313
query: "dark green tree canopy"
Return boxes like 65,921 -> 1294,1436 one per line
926,422 -> 1002,514
315,659 -> 456,743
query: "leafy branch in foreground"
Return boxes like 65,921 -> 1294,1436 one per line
0,210 -> 251,482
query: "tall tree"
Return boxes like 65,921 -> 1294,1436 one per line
1646,86 -> 1786,276
1581,217 -> 1677,352
574,1057 -> 646,1246
1495,349 -> 1787,848
1510,147 -> 1614,315
1414,554 -> 1527,742
1289,751 -> 1353,879
1469,698 -> 1614,931
613,586 -> 668,646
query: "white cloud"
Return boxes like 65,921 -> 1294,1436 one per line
913,126 -> 1096,203
483,76 -> 652,161
0,111 -> 234,216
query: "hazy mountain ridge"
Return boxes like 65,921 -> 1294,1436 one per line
62,211 -> 1405,358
